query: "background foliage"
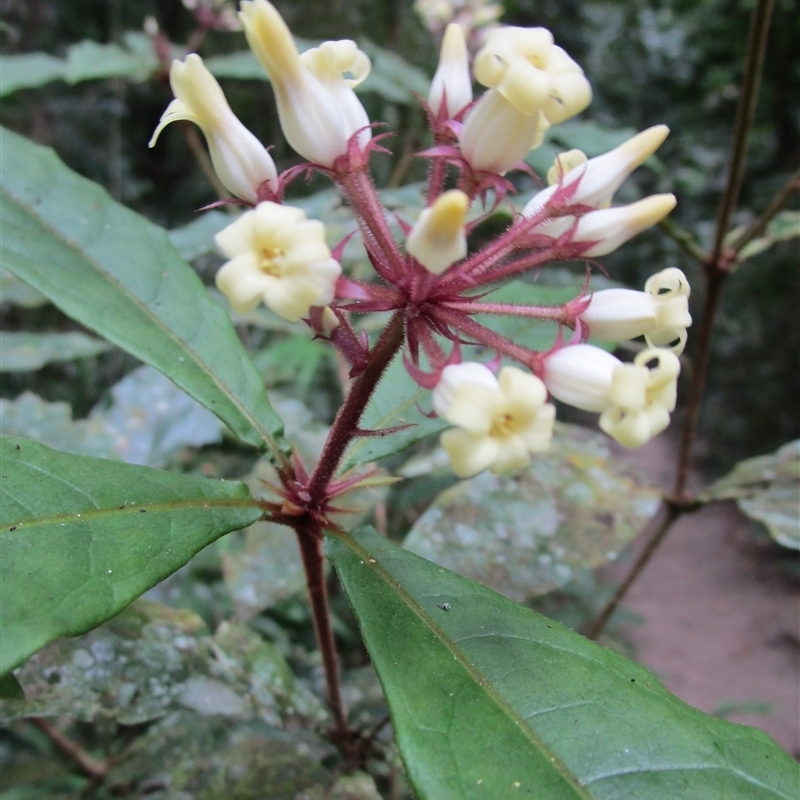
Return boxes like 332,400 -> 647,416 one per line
1,0 -> 798,797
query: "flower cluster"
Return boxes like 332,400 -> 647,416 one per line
150,0 -> 689,480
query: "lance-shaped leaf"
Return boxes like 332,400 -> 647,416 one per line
328,525 -> 798,800
0,438 -> 263,675
0,127 -> 285,458
701,440 -> 800,549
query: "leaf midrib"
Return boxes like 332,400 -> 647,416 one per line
1,496 -> 262,531
0,177 -> 281,460
331,529 -> 594,800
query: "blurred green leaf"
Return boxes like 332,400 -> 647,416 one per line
168,209 -> 231,261
101,710 -> 381,800
329,525 -> 800,800
0,366 -> 224,466
255,335 -> 331,396
0,671 -> 24,699
0,437 -> 262,674
90,365 -> 224,466
736,211 -> 800,262
0,267 -> 48,308
0,393 -> 118,458
0,127 -> 286,458
0,331 -> 110,372
0,33 -> 158,96
2,599 -> 322,726
403,423 -> 659,600
358,38 -> 432,103
701,440 -> 800,549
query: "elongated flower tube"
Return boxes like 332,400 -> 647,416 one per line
580,268 -> 692,354
523,125 -> 670,217
406,190 -> 469,274
428,23 -> 472,118
149,54 -> 277,203
565,194 -> 677,256
214,202 -> 341,322
543,344 -> 680,448
460,26 -> 591,174
432,362 -> 555,477
239,0 -> 371,166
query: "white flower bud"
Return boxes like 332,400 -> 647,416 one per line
544,344 -> 680,448
523,125 -> 670,218
433,363 -> 555,477
406,190 -> 469,274
581,268 -> 692,354
214,202 -> 341,322
148,54 -> 278,203
239,0 -> 371,167
428,23 -> 472,118
568,194 -> 677,256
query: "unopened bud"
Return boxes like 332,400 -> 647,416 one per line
406,190 -> 469,274
428,23 -> 472,118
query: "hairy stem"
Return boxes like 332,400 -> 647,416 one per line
295,520 -> 349,736
306,312 -> 405,502
336,166 -> 407,277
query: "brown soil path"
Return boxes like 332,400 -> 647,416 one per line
609,436 -> 799,756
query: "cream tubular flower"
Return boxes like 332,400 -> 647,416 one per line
428,23 -> 472,118
148,54 -> 277,203
581,268 -> 692,354
460,26 -> 591,174
239,0 -> 371,166
214,202 -> 341,322
544,344 -> 680,448
433,363 -> 556,477
523,125 -> 670,218
567,194 -> 677,256
406,190 -> 469,274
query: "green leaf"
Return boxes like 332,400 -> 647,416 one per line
737,211 -> 800,262
0,331 -> 110,372
101,711 -> 380,800
0,437 -> 262,674
328,525 -> 799,800
0,367 -> 223,466
167,209 -> 232,261
0,34 -> 158,96
0,393 -> 118,458
90,365 -> 224,466
0,671 -> 24,700
701,440 -> 800,549
2,599 -> 323,726
358,38 -> 432,103
342,354 -> 447,469
0,266 -> 48,308
403,423 -> 659,600
0,127 -> 286,457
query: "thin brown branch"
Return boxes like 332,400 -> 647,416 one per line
730,166 -> 800,256
31,718 -> 108,780
658,217 -> 708,263
584,501 -> 682,641
673,270 -> 726,498
710,0 -> 775,264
